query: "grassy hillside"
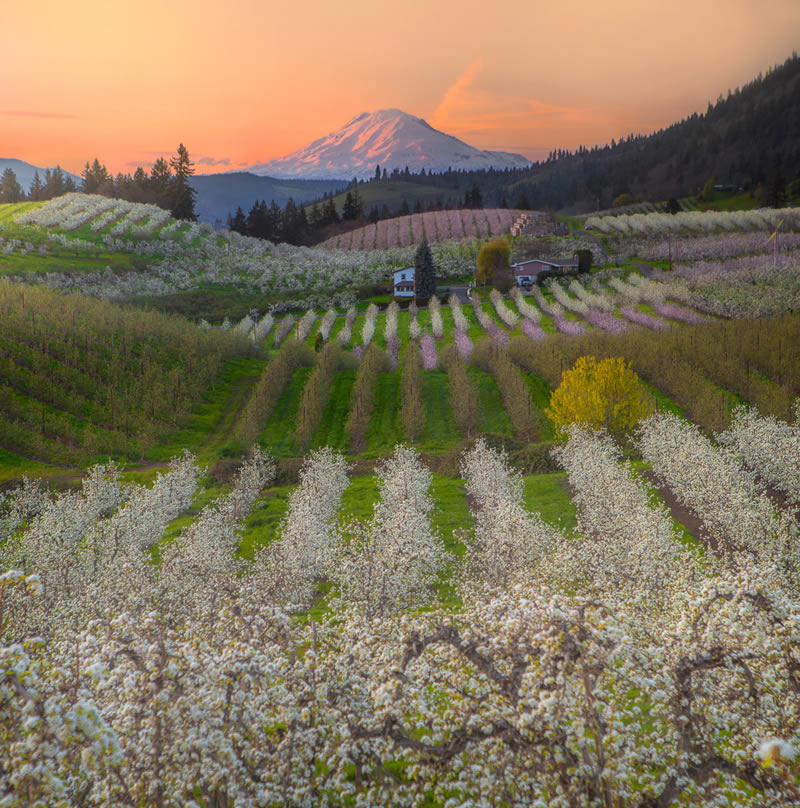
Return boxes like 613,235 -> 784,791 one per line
0,281 -> 248,466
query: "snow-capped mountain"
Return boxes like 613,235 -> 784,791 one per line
248,109 -> 530,179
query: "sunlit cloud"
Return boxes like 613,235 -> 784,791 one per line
431,59 -> 484,131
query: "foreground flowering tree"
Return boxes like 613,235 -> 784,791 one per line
2,442 -> 800,806
335,445 -> 443,616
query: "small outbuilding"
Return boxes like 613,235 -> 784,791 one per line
392,266 -> 415,297
511,258 -> 579,286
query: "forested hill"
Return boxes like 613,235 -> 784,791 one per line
511,52 -> 800,211
331,53 -> 799,215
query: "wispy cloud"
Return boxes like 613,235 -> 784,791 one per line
197,156 -> 231,166
431,59 -> 483,130
2,109 -> 79,119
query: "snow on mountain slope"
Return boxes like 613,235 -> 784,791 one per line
248,109 -> 530,179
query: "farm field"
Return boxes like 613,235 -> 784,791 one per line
318,207 -> 525,249
2,196 -> 800,806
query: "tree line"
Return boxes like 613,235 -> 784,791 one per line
0,144 -> 199,221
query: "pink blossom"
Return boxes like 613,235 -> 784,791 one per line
420,333 -> 438,369
653,303 -> 706,324
521,319 -> 546,340
582,308 -> 628,333
487,323 -> 510,347
454,329 -> 474,360
553,315 -> 586,336
619,306 -> 670,330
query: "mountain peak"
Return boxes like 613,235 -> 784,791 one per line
248,109 -> 530,179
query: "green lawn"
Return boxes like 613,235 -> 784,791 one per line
420,370 -> 460,452
258,367 -> 312,456
365,371 -> 403,454
522,472 -> 578,533
312,369 -> 357,452
467,367 -> 514,435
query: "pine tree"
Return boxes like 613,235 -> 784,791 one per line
414,239 -> 437,304
81,158 -> 112,194
343,191 -> 355,220
149,158 -> 172,208
169,143 -> 197,221
29,171 -> 43,201
0,168 -> 24,203
230,206 -> 247,235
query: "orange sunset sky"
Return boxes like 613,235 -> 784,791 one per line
2,0 -> 799,176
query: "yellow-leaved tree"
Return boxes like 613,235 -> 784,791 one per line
546,355 -> 654,438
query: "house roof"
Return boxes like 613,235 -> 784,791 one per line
391,266 -> 415,277
511,258 -> 579,268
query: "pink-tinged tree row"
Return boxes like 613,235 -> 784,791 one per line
420,332 -> 437,370
582,307 -> 629,333
653,303 -> 706,324
472,294 -> 509,347
619,306 -> 670,329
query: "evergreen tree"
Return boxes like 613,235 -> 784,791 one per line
0,168 -> 24,203
368,206 -> 380,223
470,183 -> 483,208
246,200 -> 268,239
268,200 -> 283,239
322,197 -> 339,225
414,238 -> 437,304
375,164 -> 381,182
131,167 -> 149,202
399,199 -> 410,217
43,167 -> 67,199
230,206 -> 247,235
352,182 -> 363,219
282,197 -> 302,244
515,190 -> 530,210
169,143 -> 197,221
29,171 -> 43,202
342,191 -> 356,221
149,158 -> 172,208
81,158 -> 112,195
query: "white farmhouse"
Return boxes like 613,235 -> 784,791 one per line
392,266 -> 415,297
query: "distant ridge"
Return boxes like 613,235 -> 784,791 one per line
247,109 -> 531,179
0,158 -> 81,191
